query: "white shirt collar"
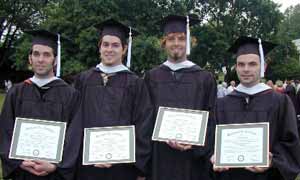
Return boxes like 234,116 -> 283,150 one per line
163,60 -> 195,71
30,76 -> 59,87
96,63 -> 129,74
235,83 -> 271,95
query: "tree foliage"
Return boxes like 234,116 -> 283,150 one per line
2,0 -> 298,80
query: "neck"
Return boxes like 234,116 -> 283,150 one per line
167,57 -> 186,64
101,61 -> 122,67
34,73 -> 55,79
241,81 -> 260,88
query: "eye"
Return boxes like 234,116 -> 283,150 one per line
43,52 -> 52,58
178,36 -> 186,41
101,42 -> 110,48
32,51 -> 40,57
112,43 -> 121,48
167,36 -> 175,41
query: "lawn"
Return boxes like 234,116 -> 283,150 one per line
0,93 -> 5,111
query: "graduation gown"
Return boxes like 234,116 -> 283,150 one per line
215,89 -> 300,180
0,79 -> 81,180
74,68 -> 153,180
144,64 -> 217,180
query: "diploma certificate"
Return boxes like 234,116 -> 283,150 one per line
214,122 -> 269,167
83,126 -> 135,165
152,107 -> 209,146
9,117 -> 67,163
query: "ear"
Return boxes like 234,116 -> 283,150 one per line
54,56 -> 57,66
28,55 -> 33,65
122,45 -> 128,55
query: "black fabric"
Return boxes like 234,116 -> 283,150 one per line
228,36 -> 277,57
159,15 -> 200,34
74,68 -> 153,180
214,89 -> 300,180
145,64 -> 217,180
94,19 -> 139,45
0,79 -> 81,180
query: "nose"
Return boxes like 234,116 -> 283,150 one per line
243,64 -> 250,71
37,55 -> 44,63
174,38 -> 180,46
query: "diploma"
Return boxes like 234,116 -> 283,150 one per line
83,126 -> 135,165
9,117 -> 67,163
214,122 -> 269,167
152,107 -> 209,146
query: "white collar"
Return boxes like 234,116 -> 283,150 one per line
235,83 -> 271,95
30,76 -> 59,87
96,63 -> 129,74
163,60 -> 195,71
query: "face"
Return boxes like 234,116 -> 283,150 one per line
29,44 -> 56,78
99,35 -> 127,66
236,54 -> 260,87
164,32 -> 186,62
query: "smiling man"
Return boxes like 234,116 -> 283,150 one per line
211,36 -> 300,180
74,19 -> 153,180
0,30 -> 80,180
144,15 -> 217,180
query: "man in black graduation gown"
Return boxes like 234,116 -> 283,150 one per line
0,30 -> 81,180
211,36 -> 300,180
144,15 -> 217,180
74,19 -> 153,180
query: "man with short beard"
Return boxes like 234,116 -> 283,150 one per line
0,30 -> 80,180
144,15 -> 217,180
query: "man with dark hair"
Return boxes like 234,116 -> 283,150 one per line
0,30 -> 81,180
211,36 -> 300,180
74,19 -> 153,180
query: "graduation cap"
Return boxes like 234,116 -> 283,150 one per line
94,19 -> 139,68
159,15 -> 200,55
228,36 -> 277,78
25,29 -> 69,77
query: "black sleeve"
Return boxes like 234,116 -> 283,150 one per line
272,94 -> 300,180
132,78 -> 154,176
193,72 -> 217,158
0,86 -> 22,179
57,89 -> 82,180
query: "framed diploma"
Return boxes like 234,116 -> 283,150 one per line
214,122 -> 269,168
83,125 -> 135,165
152,106 -> 209,146
9,117 -> 67,163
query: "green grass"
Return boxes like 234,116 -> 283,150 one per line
0,93 -> 5,111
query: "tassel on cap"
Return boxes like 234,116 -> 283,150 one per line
186,15 -> 191,56
258,38 -> 265,78
126,27 -> 132,68
56,34 -> 61,77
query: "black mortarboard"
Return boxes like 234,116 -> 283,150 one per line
159,15 -> 200,34
25,29 -> 68,77
94,19 -> 139,68
94,19 -> 139,45
159,15 -> 200,55
228,36 -> 277,57
25,29 -> 61,51
228,36 -> 277,78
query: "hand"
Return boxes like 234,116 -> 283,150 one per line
32,160 -> 57,175
166,140 -> 192,151
210,154 -> 230,172
94,164 -> 112,168
245,152 -> 273,173
136,176 -> 146,180
20,160 -> 48,176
